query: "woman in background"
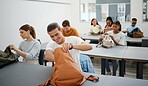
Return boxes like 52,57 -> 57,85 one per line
9,24 -> 41,64
89,18 -> 102,35
98,21 -> 126,75
104,16 -> 114,33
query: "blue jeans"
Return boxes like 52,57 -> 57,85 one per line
105,59 -> 118,72
80,54 -> 95,73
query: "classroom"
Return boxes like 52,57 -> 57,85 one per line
0,0 -> 148,86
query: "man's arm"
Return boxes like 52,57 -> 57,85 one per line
44,49 -> 55,62
122,30 -> 129,33
72,42 -> 92,51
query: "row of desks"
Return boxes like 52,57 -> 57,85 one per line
81,34 -> 148,43
80,44 -> 148,79
0,62 -> 148,86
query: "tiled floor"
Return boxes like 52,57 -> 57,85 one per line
91,57 -> 148,80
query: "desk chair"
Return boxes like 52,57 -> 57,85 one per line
141,39 -> 148,47
38,49 -> 54,67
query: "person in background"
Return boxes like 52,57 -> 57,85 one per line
61,20 -> 95,73
89,18 -> 102,35
45,22 -> 93,72
98,21 -> 126,75
9,24 -> 41,64
122,18 -> 141,34
103,16 -> 114,33
61,20 -> 80,37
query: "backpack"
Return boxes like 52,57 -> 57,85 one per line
102,35 -> 114,48
0,46 -> 18,68
127,28 -> 144,38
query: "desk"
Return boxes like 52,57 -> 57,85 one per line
81,34 -> 148,43
0,62 -> 148,86
122,47 -> 148,79
81,34 -> 100,41
0,62 -> 52,86
81,44 -> 127,76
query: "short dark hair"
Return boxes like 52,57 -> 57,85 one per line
113,21 -> 121,31
62,20 -> 70,27
47,22 -> 60,32
132,18 -> 137,21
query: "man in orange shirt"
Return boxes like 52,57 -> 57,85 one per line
61,20 -> 80,37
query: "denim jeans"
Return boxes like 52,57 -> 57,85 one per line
105,59 -> 118,72
80,54 -> 95,73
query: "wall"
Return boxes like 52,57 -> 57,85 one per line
71,0 -> 148,36
0,0 -> 71,50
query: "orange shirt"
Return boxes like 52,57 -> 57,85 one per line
61,27 -> 80,37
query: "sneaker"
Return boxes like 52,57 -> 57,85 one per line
106,72 -> 111,75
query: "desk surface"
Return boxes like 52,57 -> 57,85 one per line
81,34 -> 148,43
0,62 -> 148,86
0,62 -> 52,86
81,44 -> 127,59
123,46 -> 148,61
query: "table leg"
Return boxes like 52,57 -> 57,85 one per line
136,62 -> 143,79
101,58 -> 105,75
119,59 -> 125,77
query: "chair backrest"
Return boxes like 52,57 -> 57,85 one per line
38,49 -> 45,65
141,39 -> 148,47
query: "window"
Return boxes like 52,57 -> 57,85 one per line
143,0 -> 148,22
80,0 -> 131,22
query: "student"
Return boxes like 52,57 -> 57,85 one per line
122,18 -> 141,34
61,20 -> 80,37
98,21 -> 126,75
89,18 -> 102,35
61,20 -> 95,73
9,24 -> 41,64
45,22 -> 92,70
104,16 -> 114,33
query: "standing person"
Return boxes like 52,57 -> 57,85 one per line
61,20 -> 95,73
98,21 -> 126,75
103,16 -> 114,33
9,24 -> 41,64
61,20 -> 80,37
89,18 -> 102,35
45,22 -> 92,70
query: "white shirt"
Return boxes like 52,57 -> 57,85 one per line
107,31 -> 126,45
46,36 -> 84,69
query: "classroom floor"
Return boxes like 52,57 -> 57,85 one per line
92,57 -> 148,80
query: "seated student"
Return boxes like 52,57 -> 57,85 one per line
61,20 -> 95,73
89,18 -> 102,35
45,22 -> 93,72
61,20 -> 80,37
122,18 -> 142,35
98,21 -> 126,75
9,24 -> 41,64
103,16 -> 114,33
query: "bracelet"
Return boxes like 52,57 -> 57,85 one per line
69,43 -> 73,50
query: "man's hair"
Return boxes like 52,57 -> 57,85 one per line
132,18 -> 137,21
62,20 -> 70,27
47,22 -> 60,32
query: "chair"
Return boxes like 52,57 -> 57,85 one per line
38,49 -> 45,65
38,49 -> 54,67
141,39 -> 148,47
